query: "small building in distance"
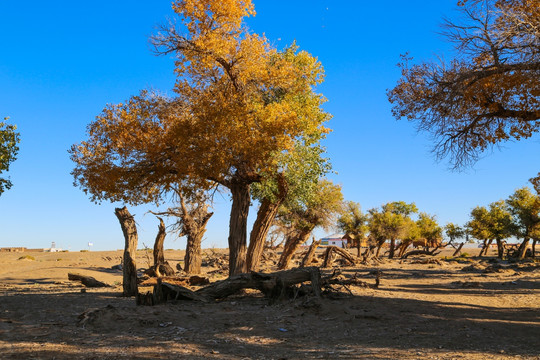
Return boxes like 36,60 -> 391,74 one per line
320,234 -> 347,248
44,242 -> 62,252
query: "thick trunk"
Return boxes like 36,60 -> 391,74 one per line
227,182 -> 251,276
115,207 -> 138,297
388,238 -> 396,259
495,239 -> 504,259
153,217 -> 166,268
532,239 -> 537,258
278,230 -> 312,270
517,238 -> 530,259
247,174 -> 287,272
398,241 -> 411,258
375,241 -> 384,257
356,238 -> 362,257
247,198 -> 281,271
301,238 -> 320,267
184,232 -> 204,274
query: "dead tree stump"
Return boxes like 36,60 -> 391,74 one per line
115,206 -> 138,297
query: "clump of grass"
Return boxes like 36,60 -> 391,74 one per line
18,255 -> 35,261
80,250 -> 89,252
459,252 -> 470,258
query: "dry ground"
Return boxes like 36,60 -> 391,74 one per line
0,248 -> 539,359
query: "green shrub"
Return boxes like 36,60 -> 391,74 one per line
18,255 -> 35,261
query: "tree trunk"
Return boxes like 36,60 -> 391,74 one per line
153,217 -> 166,269
532,239 -> 537,258
115,207 -> 138,297
247,174 -> 287,272
388,238 -> 396,259
479,239 -> 491,257
247,198 -> 282,272
301,238 -> 321,267
495,239 -> 504,259
184,232 -> 204,274
375,241 -> 384,258
452,242 -> 465,257
227,182 -> 251,276
517,238 -> 530,259
356,238 -> 362,257
323,246 -> 356,267
278,230 -> 312,270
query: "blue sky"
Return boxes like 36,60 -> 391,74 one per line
1,1 -> 537,251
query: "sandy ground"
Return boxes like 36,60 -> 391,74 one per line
0,247 -> 539,359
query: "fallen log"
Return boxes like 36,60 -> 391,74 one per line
323,246 -> 356,267
68,273 -> 110,288
401,246 -> 442,259
139,275 -> 209,287
143,266 -> 321,305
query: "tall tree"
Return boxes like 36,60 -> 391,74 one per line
0,118 -> 20,196
71,1 -> 330,276
337,201 -> 368,257
276,179 -> 343,270
506,187 -> 540,258
388,0 -> 540,169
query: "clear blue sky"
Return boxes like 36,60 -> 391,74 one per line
1,1 -> 537,251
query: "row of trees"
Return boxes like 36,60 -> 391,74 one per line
337,201 -> 444,260
466,187 -> 540,259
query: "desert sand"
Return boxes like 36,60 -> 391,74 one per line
0,247 -> 539,359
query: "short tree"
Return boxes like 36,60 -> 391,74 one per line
337,201 -> 369,257
506,187 -> 540,258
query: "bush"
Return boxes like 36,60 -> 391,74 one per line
18,255 -> 35,261
80,250 -> 89,252
459,252 -> 470,258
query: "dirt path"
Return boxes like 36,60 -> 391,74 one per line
0,250 -> 538,359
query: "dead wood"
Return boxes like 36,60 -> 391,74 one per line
68,273 -> 110,288
142,267 -> 322,305
322,246 -> 356,267
401,246 -> 442,259
115,206 -> 138,296
301,239 -> 321,267
139,275 -> 209,287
